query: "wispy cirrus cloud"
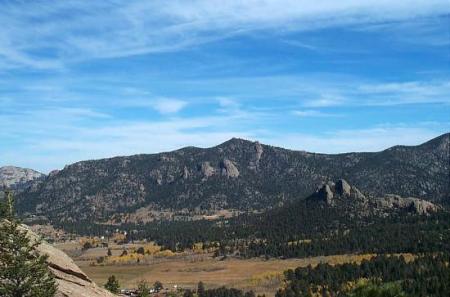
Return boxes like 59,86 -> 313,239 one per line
153,98 -> 188,114
292,109 -> 341,117
259,124 -> 449,154
1,1 -> 449,173
1,0 -> 449,69
357,80 -> 450,105
2,102 -> 447,173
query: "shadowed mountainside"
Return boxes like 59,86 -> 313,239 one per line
16,133 -> 449,223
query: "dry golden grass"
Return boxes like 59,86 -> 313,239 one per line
77,254 -> 382,296
56,241 -> 415,296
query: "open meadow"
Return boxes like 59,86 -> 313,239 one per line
55,240 -> 392,296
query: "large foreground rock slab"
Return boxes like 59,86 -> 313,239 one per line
21,224 -> 116,297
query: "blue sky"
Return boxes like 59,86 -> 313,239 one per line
1,1 -> 449,173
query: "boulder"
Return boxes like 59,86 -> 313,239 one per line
19,225 -> 116,297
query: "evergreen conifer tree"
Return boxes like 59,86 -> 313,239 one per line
0,190 -> 57,297
137,280 -> 150,297
104,275 -> 120,293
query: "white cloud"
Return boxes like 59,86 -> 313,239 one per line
153,98 -> 188,114
292,109 -> 339,117
0,1 -> 448,68
303,94 -> 348,107
0,110 -> 254,172
357,80 -> 450,105
56,108 -> 111,119
5,123 -> 447,174
1,98 -> 448,173
260,125 -> 447,154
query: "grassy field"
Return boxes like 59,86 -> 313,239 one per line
54,240 -> 414,296
77,253 -> 379,296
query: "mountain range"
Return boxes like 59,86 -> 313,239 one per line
3,133 -> 448,223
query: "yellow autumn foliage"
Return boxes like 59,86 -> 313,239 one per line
288,239 -> 312,246
155,249 -> 176,257
248,271 -> 283,286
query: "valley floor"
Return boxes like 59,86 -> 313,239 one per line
76,253 -> 387,296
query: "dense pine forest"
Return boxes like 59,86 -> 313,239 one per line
276,253 -> 450,297
56,198 -> 450,259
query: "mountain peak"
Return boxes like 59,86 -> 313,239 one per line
0,166 -> 45,191
418,132 -> 449,150
217,137 -> 256,148
15,133 -> 448,223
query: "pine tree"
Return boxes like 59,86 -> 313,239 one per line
153,280 -> 163,292
183,289 -> 194,297
0,190 -> 57,297
104,275 -> 120,293
137,280 -> 150,297
198,281 -> 206,297
347,282 -> 406,297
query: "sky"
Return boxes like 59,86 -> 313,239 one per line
1,0 -> 449,173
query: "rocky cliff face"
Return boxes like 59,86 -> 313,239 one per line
18,224 -> 115,297
309,179 -> 440,215
0,166 -> 45,192
16,133 -> 449,223
310,179 -> 367,206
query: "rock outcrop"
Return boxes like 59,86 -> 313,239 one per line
335,179 -> 351,196
0,166 -> 45,192
375,194 -> 440,215
310,179 -> 367,206
309,179 -> 440,215
20,225 -> 116,297
249,141 -> 263,171
200,162 -> 215,177
16,133 -> 449,223
220,159 -> 240,178
315,183 -> 334,205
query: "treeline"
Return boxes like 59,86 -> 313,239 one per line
276,253 -> 450,297
54,200 -> 450,259
241,211 -> 450,258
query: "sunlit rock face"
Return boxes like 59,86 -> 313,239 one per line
0,166 -> 46,192
18,224 -> 116,297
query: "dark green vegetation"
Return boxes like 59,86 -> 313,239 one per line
0,192 -> 57,297
277,253 -> 450,297
104,275 -> 120,294
137,280 -> 150,297
200,286 -> 258,297
346,282 -> 406,297
5,134 -> 449,296
57,196 -> 450,260
16,133 -> 449,223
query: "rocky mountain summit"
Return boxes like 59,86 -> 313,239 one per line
309,179 -> 440,215
0,166 -> 45,192
16,133 -> 449,223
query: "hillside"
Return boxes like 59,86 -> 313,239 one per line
0,166 -> 46,192
17,133 -> 449,223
